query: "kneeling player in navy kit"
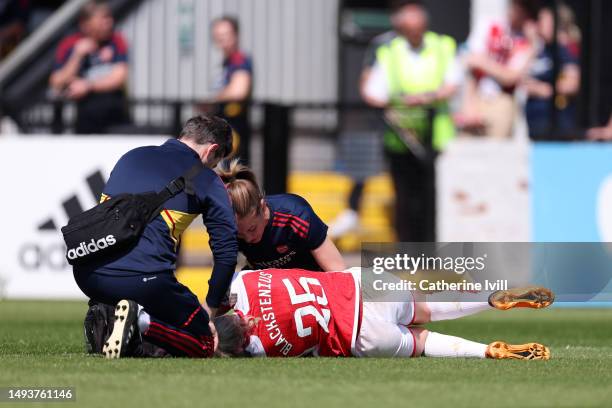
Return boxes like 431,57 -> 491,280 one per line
74,115 -> 238,359
213,268 -> 554,360
217,161 -> 346,272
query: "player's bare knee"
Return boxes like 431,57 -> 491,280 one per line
409,327 -> 429,357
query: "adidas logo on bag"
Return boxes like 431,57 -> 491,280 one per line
66,235 -> 117,260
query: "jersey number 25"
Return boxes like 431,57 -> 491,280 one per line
282,278 -> 331,338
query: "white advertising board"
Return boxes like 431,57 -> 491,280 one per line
437,139 -> 531,242
0,136 -> 167,299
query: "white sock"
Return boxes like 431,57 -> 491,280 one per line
427,302 -> 491,321
424,331 -> 487,358
137,310 -> 150,333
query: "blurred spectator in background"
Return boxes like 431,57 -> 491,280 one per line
556,2 -> 581,59
457,0 -> 539,138
210,16 -> 253,165
49,0 -> 129,134
0,0 -> 30,60
360,0 -> 459,242
328,30 -> 398,239
524,3 -> 580,140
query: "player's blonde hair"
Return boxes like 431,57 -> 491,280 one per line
217,160 -> 264,219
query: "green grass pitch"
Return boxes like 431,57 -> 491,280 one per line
1,301 -> 611,408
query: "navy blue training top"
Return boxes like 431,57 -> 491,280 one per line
239,194 -> 328,271
526,44 -> 578,137
83,139 -> 238,307
221,51 -> 253,87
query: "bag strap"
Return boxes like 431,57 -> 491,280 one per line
181,162 -> 207,195
148,162 -> 205,221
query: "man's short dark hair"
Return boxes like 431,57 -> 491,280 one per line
389,0 -> 425,14
179,115 -> 233,158
512,0 -> 542,21
213,16 -> 240,34
79,0 -> 111,23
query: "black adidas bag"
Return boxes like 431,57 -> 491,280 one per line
61,163 -> 203,266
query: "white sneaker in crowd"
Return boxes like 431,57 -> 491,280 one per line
328,209 -> 359,239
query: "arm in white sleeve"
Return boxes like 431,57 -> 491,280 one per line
361,63 -> 390,107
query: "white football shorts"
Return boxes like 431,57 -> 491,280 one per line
351,267 -> 416,358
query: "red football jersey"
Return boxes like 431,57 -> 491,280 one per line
230,269 -> 361,357
472,21 -> 532,92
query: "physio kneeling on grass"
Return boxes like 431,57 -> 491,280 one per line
68,115 -> 237,359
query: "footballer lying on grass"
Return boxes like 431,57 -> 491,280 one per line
105,268 -> 554,360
